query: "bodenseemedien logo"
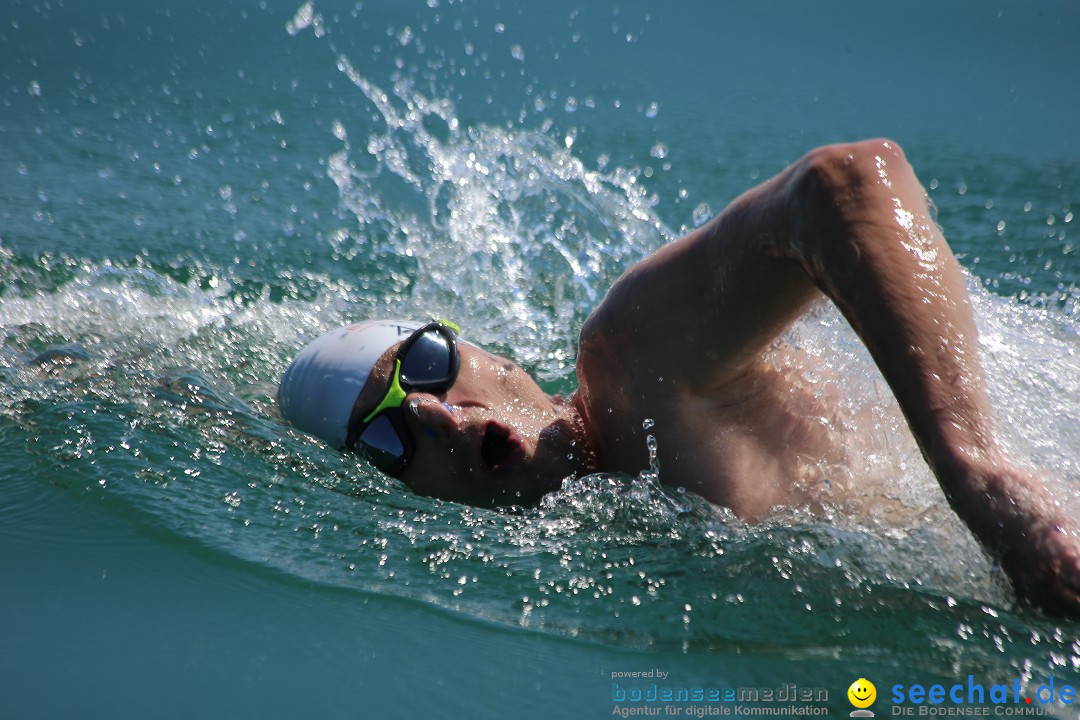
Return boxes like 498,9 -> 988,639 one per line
848,678 -> 877,717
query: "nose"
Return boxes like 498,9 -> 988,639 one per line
405,394 -> 460,438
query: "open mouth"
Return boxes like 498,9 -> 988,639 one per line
479,422 -> 524,473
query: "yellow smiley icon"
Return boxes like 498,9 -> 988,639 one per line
848,678 -> 876,709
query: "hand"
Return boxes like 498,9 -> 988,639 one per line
999,511 -> 1080,617
959,463 -> 1080,617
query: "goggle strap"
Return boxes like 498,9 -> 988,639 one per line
436,318 -> 460,334
362,358 -> 408,424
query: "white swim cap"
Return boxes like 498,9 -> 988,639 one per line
277,320 -> 423,450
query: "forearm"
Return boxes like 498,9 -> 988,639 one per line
781,141 -> 999,485
781,142 -> 1080,588
776,142 -> 1080,611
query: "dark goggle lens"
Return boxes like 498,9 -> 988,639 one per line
356,414 -> 405,471
400,329 -> 453,384
350,322 -> 457,476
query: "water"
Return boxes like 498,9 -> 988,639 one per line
2,0 -> 1080,717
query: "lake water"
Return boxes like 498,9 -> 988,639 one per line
2,0 -> 1079,717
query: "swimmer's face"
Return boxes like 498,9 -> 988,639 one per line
353,340 -> 585,506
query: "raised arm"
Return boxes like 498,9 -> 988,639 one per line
782,141 -> 1080,615
584,139 -> 1080,614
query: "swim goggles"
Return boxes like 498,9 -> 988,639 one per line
346,320 -> 461,475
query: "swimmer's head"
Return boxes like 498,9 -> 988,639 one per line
277,320 -> 424,451
278,318 -> 594,507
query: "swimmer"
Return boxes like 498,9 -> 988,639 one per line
278,139 -> 1080,616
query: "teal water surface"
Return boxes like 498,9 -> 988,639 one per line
2,1 -> 1080,718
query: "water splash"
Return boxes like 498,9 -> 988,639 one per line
325,56 -> 668,379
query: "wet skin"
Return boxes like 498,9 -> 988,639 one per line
351,340 -> 590,507
347,139 -> 1080,617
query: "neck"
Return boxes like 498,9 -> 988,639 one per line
563,390 -> 601,475
529,392 -> 600,496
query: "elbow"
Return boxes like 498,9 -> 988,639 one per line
785,138 -> 918,245
794,138 -> 911,205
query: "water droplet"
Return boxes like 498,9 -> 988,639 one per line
649,143 -> 667,159
644,433 -> 660,477
692,202 -> 712,227
510,44 -> 524,62
645,102 -> 659,119
642,418 -> 655,430
27,80 -> 42,97
286,2 -> 314,35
